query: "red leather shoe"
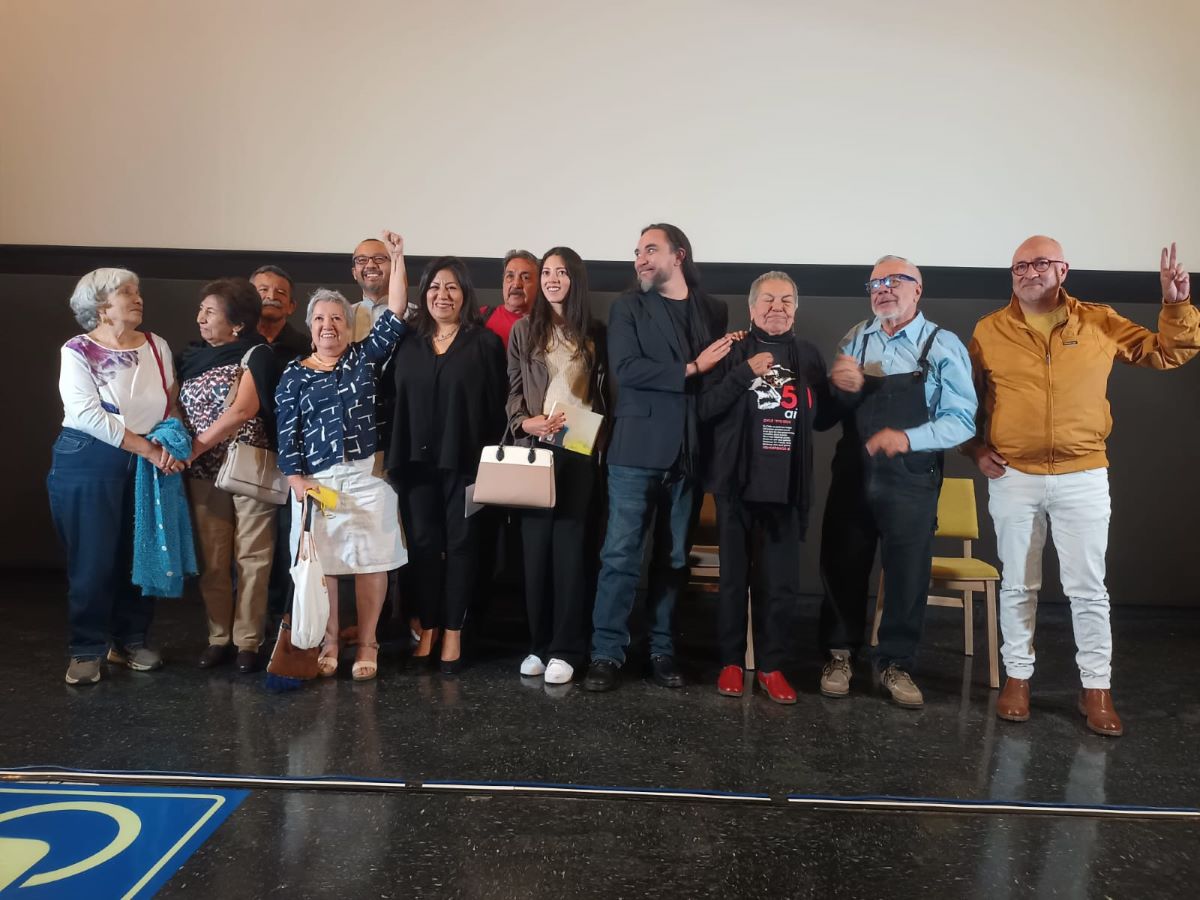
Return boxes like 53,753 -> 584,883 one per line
717,665 -> 744,697
756,670 -> 797,705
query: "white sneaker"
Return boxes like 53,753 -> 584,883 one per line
544,658 -> 574,684
520,654 -> 546,677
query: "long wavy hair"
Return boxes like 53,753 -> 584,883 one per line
410,256 -> 484,339
526,246 -> 593,370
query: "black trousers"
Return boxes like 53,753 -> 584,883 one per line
397,465 -> 478,631
716,495 -> 804,673
520,449 -> 596,668
818,456 -> 939,672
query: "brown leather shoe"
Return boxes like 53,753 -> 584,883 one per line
1078,689 -> 1124,737
996,677 -> 1030,722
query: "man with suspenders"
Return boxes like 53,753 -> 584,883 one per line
818,255 -> 978,708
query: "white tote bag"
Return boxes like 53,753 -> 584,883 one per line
289,497 -> 329,649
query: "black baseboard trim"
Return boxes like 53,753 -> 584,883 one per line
0,243 -> 1166,302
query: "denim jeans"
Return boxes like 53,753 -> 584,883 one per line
46,428 -> 154,659
590,464 -> 696,665
987,467 -> 1112,688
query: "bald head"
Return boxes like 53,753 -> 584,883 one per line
1011,234 -> 1068,309
352,238 -> 391,302
1012,235 -> 1065,267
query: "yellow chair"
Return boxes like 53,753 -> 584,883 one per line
870,477 -> 1000,689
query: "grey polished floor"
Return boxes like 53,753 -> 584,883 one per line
4,572 -> 1199,897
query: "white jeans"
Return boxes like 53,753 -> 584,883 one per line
987,467 -> 1112,689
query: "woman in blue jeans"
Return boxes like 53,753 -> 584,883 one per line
47,268 -> 185,685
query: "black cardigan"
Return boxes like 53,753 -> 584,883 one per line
385,325 -> 507,477
698,327 -> 839,525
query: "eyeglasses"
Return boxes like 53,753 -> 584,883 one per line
1011,258 -> 1065,277
352,254 -> 389,267
866,274 -> 918,294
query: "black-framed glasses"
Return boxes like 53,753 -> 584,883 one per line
352,254 -> 389,267
866,274 -> 918,294
1011,258 -> 1065,277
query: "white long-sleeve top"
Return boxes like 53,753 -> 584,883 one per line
58,333 -> 175,447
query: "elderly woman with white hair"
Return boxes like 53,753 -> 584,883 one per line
47,267 -> 186,686
274,231 -> 409,682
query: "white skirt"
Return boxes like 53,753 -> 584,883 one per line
290,455 -> 407,576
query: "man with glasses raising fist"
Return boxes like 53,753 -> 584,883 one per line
818,256 -> 977,709
967,236 -> 1197,737
352,237 -> 414,338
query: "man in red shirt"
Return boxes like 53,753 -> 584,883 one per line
482,250 -> 538,348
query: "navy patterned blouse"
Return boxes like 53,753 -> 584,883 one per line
275,310 -> 406,476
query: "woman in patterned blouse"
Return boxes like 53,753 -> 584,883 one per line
176,278 -> 282,675
274,231 -> 410,682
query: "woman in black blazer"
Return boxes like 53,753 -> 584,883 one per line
386,257 -> 506,673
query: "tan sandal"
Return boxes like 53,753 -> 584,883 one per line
317,640 -> 339,677
352,642 -> 380,682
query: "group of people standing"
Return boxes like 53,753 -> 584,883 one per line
47,223 -> 1194,738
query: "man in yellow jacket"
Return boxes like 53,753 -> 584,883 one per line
967,235 -> 1196,737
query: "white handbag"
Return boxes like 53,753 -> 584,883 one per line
290,497 -> 330,650
471,435 -> 556,509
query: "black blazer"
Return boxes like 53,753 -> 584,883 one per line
605,288 -> 728,469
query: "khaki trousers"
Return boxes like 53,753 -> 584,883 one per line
188,477 -> 277,650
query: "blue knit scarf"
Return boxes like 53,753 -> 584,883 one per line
132,418 -> 198,598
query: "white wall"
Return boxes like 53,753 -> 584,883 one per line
2,0 -> 1197,270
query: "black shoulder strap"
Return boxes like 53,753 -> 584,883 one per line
915,325 -> 942,379
917,325 -> 941,365
856,325 -> 870,366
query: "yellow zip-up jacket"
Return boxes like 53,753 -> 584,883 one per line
968,289 -> 1199,474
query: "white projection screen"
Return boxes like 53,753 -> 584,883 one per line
1,0 -> 1197,270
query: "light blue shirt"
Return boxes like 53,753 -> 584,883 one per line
836,312 -> 977,453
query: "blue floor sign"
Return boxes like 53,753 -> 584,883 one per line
0,783 -> 246,898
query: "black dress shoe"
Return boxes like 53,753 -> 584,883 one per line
650,655 -> 684,688
235,650 -> 260,674
439,657 -> 464,676
582,660 -> 620,692
198,644 -> 231,669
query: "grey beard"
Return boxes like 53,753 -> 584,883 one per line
638,271 -> 667,293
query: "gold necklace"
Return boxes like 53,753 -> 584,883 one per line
434,328 -> 459,343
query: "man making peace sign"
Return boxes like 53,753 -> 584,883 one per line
967,236 -> 1197,736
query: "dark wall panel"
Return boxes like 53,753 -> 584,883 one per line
5,267 -> 1195,607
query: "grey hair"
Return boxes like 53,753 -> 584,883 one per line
748,270 -> 799,307
69,268 -> 138,330
503,249 -> 538,270
874,255 -> 923,283
305,288 -> 354,327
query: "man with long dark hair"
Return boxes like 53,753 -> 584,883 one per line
582,224 -> 732,692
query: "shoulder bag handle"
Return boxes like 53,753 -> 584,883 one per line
145,333 -> 170,420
